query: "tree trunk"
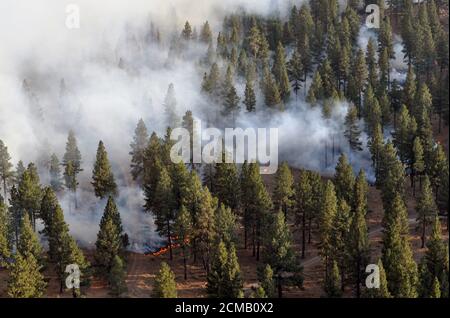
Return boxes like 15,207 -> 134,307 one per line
301,210 -> 306,259
277,274 -> 283,298
356,259 -> 361,298
183,248 -> 187,280
2,178 -> 7,201
244,224 -> 248,249
308,216 -> 312,244
167,220 -> 173,261
252,225 -> 256,257
421,221 -> 426,248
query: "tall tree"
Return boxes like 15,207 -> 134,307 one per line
195,187 -> 217,273
153,166 -> 176,260
423,217 -> 449,298
348,171 -> 370,298
95,196 -> 125,272
0,140 -> 14,200
382,195 -> 418,298
62,131 -> 82,208
49,154 -> 63,192
272,42 -> 291,102
17,164 -> 42,230
263,211 -> 301,298
207,240 -> 243,298
174,205 -> 192,280
416,176 -> 438,248
0,199 -> 12,267
92,141 -> 117,199
152,262 -> 177,298
164,83 -> 180,128
130,119 -> 149,185
334,154 -> 355,204
364,259 -> 392,298
109,255 -> 127,297
344,105 -> 363,152
243,77 -> 256,112
7,252 -> 46,298
320,181 -> 338,281
273,162 -> 294,219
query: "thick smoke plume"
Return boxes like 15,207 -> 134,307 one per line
1,0 -> 402,250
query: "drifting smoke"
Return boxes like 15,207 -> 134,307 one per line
0,0 -> 393,251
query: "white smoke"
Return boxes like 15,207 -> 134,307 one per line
1,0 -> 376,250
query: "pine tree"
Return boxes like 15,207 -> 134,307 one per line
366,38 -> 378,89
214,203 -> 237,248
62,130 -> 82,175
244,77 -> 256,112
307,71 -> 323,105
273,162 -> 294,219
416,176 -> 438,248
153,166 -> 176,260
200,21 -> 212,44
403,66 -> 416,112
264,211 -> 302,298
393,105 -> 416,166
207,240 -> 243,298
344,105 -> 363,152
295,170 -> 313,259
14,161 -> 26,185
350,49 -> 368,115
17,214 -> 43,268
368,123 -> 384,182
331,198 -> 351,291
288,48 -> 303,99
7,252 -> 46,298
181,21 -> 192,40
50,205 -> 89,294
49,154 -> 63,192
174,205 -> 192,280
319,181 -> 337,278
164,83 -> 180,128
0,200 -> 12,267
382,197 -> 418,298
412,137 -> 425,196
223,85 -> 240,125
109,255 -> 127,297
63,160 -> 78,209
334,154 -> 355,204
246,163 -> 272,260
92,141 -> 117,199
129,119 -> 149,185
0,139 -> 14,200
63,131 -> 82,209
365,259 -> 392,298
324,260 -> 342,297
143,132 -> 163,210
258,264 -> 276,298
429,144 -> 448,201
424,216 -> 449,298
272,42 -> 290,102
152,262 -> 177,298
378,142 -> 405,209
430,277 -> 441,298
262,65 -> 283,110
95,196 -> 124,272
195,187 -> 217,273
348,171 -> 370,298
